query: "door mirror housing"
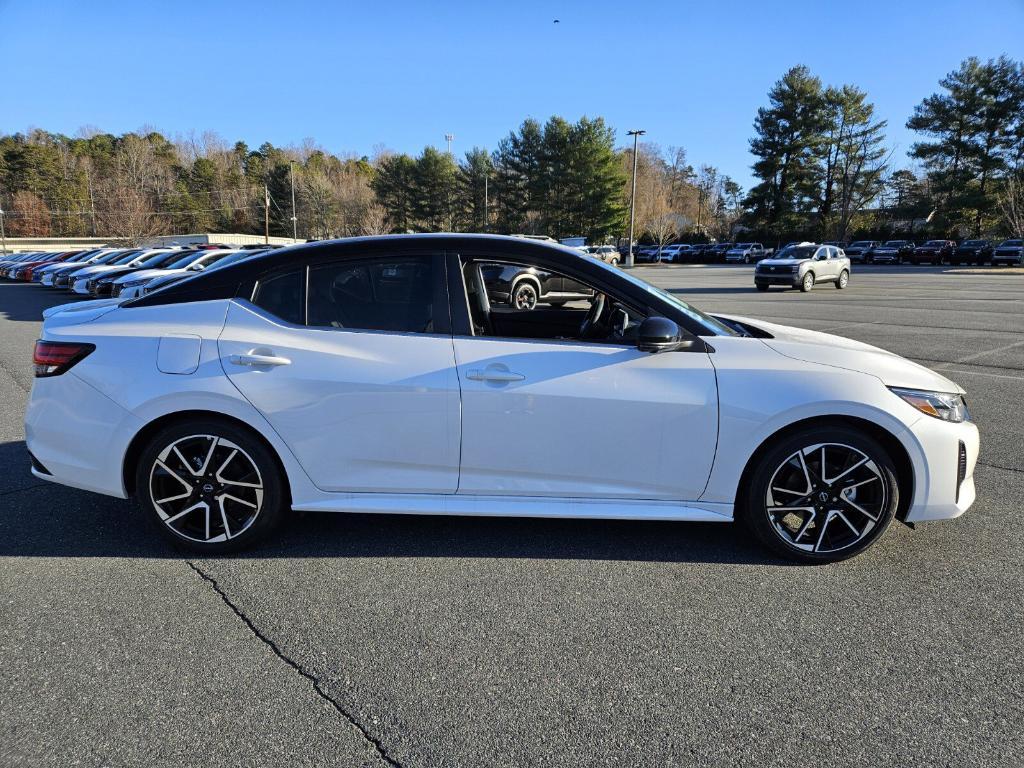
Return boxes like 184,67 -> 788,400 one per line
637,316 -> 694,353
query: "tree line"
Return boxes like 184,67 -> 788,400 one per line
1,55 -> 1021,246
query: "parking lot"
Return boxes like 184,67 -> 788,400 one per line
1,264 -> 1022,767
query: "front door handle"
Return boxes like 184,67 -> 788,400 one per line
230,352 -> 291,367
467,365 -> 525,383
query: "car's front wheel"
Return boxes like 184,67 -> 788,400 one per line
136,420 -> 286,552
512,282 -> 539,311
755,282 -> 769,291
835,270 -> 849,289
801,272 -> 815,292
739,426 -> 899,563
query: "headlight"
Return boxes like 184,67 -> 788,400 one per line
890,387 -> 970,423
790,265 -> 800,272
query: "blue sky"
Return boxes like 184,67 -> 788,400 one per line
2,0 -> 1023,190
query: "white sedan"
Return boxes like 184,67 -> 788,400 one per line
25,235 -> 979,562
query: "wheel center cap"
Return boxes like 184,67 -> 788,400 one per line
202,483 -> 215,494
818,491 -> 830,503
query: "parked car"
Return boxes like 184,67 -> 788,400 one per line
992,239 -> 1024,266
48,250 -> 141,288
481,262 -> 593,309
659,244 -> 693,263
583,245 -> 620,266
73,249 -> 182,295
754,243 -> 851,292
34,249 -> 110,282
708,243 -> 733,262
139,249 -> 275,296
910,240 -> 956,265
871,240 -> 915,264
108,249 -> 239,298
634,245 -> 662,263
843,241 -> 879,263
949,239 -> 993,266
725,242 -> 765,263
27,234 -> 978,563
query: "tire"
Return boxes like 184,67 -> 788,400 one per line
737,425 -> 899,563
800,272 -> 815,292
865,255 -> 873,265
511,281 -> 539,311
835,270 -> 849,289
610,258 -> 619,266
744,254 -> 751,264
755,282 -> 769,292
135,419 -> 286,553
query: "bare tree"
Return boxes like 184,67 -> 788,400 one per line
998,168 -> 1024,237
94,177 -> 161,244
359,203 -> 390,235
7,191 -> 52,236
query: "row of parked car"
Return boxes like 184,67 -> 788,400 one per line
628,237 -> 1024,266
0,244 -> 282,298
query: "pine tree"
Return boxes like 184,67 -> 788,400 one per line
908,56 -> 1024,235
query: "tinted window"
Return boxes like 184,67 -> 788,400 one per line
253,269 -> 305,325
308,256 -> 434,333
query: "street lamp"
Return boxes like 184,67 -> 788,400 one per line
0,207 -> 7,256
289,161 -> 298,242
625,129 -> 646,267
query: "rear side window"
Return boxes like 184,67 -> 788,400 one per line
253,269 -> 305,325
307,256 -> 435,333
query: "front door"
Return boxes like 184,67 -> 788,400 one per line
453,255 -> 719,501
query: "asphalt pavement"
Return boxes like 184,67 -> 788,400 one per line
1,264 -> 1021,767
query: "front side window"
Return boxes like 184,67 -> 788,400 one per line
307,256 -> 435,333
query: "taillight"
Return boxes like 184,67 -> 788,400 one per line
32,340 -> 95,377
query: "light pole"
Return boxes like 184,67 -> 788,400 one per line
483,172 -> 489,233
289,161 -> 298,242
0,206 -> 6,256
626,129 -> 646,267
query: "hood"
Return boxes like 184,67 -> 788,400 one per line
42,297 -> 121,323
111,267 -> 186,284
68,264 -> 128,278
757,257 -> 806,267
715,314 -> 965,394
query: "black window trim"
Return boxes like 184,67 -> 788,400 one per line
446,250 -> 712,351
246,251 -> 451,336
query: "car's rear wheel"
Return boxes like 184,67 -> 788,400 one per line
136,420 -> 286,552
739,426 -> 899,563
801,272 -> 815,292
835,270 -> 849,289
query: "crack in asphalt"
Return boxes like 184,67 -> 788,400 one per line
0,481 -> 47,497
977,460 -> 1024,475
187,561 -> 403,768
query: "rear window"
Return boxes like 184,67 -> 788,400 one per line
253,269 -> 306,325
307,256 -> 435,333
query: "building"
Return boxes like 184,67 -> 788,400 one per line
0,233 -> 301,254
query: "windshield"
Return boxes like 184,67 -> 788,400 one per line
164,251 -> 204,269
962,240 -> 984,246
588,258 -> 736,336
774,245 -> 816,259
109,250 -> 144,265
924,241 -> 945,246
134,251 -> 183,268
849,241 -> 871,247
1000,240 -> 1023,247
189,251 -> 237,270
884,241 -> 904,247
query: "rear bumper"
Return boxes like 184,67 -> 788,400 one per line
25,373 -> 142,498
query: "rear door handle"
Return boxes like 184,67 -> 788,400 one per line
230,353 -> 291,367
466,366 -> 525,383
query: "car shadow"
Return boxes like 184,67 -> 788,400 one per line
0,283 -> 82,322
0,440 -> 783,566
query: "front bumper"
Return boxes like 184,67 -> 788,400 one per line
902,416 -> 980,523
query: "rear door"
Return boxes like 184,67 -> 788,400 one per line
218,252 -> 461,494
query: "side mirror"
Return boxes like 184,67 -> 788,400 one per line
637,316 -> 694,353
